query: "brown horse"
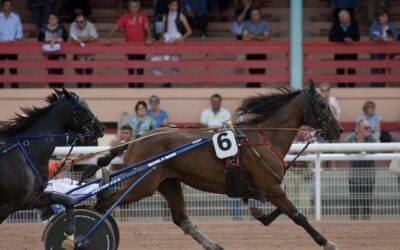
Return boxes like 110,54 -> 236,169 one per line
95,81 -> 343,250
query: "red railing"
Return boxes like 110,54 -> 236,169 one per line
0,41 -> 399,87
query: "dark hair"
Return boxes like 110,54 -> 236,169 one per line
1,0 -> 11,6
167,0 -> 178,5
249,6 -> 261,14
135,101 -> 148,111
128,0 -> 141,6
47,12 -> 58,19
75,13 -> 87,20
377,10 -> 388,18
120,124 -> 133,132
210,94 -> 222,101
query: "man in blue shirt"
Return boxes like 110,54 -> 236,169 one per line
242,7 -> 271,87
0,0 -> 23,88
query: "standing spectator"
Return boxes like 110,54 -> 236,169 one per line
357,100 -> 382,139
0,0 -> 23,89
356,0 -> 388,27
329,10 -> 360,88
69,13 -> 98,88
243,7 -> 271,88
128,101 -> 157,138
38,12 -> 68,88
319,83 -> 341,119
345,119 -> 378,220
153,0 -> 169,40
330,0 -> 358,24
286,126 -> 317,216
152,0 -> 192,84
27,0 -> 53,30
146,95 -> 169,128
200,94 -> 231,128
183,0 -> 208,38
105,0 -> 153,88
369,10 -> 397,87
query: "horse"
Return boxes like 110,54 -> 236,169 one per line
95,81 -> 343,250
0,89 -> 104,224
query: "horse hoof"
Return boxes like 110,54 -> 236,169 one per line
324,241 -> 338,250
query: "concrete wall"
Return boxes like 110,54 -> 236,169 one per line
0,88 -> 399,124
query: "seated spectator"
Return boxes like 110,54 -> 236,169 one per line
146,95 -> 169,128
331,0 -> 357,24
242,7 -> 270,88
0,0 -> 23,89
183,0 -> 208,38
319,82 -> 341,119
200,94 -> 231,128
369,10 -> 397,87
128,101 -> 157,138
329,10 -> 360,88
152,0 -> 192,84
69,13 -> 98,88
106,0 -> 153,88
357,100 -> 382,138
357,0 -> 388,27
108,124 -> 134,169
233,0 -> 259,40
59,0 -> 91,23
38,12 -> 68,88
27,0 -> 53,30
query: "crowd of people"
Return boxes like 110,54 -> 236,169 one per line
0,0 -> 397,88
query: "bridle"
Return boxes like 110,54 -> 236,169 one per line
0,95 -> 97,188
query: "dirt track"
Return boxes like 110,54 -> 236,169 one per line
1,221 -> 400,250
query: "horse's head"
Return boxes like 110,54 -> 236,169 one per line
56,89 -> 105,141
302,80 -> 343,141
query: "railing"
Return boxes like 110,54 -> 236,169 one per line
6,143 -> 400,223
1,41 -> 400,87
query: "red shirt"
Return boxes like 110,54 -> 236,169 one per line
116,12 -> 149,42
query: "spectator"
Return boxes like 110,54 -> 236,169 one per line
146,95 -> 169,128
369,10 -> 397,87
69,13 -> 99,88
243,7 -> 271,88
356,0 -> 388,27
58,0 -> 91,23
108,124 -> 134,169
330,0 -> 358,24
329,10 -> 360,88
105,0 -> 153,88
38,12 -> 68,88
128,101 -> 157,138
357,100 -> 382,139
232,0 -> 259,40
200,94 -> 231,128
319,83 -> 341,119
152,0 -> 192,84
286,126 -> 317,216
27,0 -> 53,30
345,119 -> 378,220
153,0 -> 169,40
0,0 -> 23,89
183,0 -> 208,38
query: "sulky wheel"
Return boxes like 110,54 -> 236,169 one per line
43,208 -> 117,250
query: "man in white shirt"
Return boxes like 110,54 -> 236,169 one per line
69,13 -> 98,88
200,94 -> 231,128
0,0 -> 23,88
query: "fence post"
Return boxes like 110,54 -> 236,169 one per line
290,0 -> 303,89
315,152 -> 321,221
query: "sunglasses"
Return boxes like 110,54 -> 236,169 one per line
363,126 -> 371,130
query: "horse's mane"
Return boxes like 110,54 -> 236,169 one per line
0,93 -> 61,136
238,87 -> 301,123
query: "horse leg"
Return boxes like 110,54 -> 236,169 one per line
241,198 -> 282,226
158,179 -> 223,250
268,194 -> 337,250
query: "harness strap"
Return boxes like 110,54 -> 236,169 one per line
242,124 -> 286,173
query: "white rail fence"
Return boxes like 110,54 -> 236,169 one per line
6,143 -> 400,222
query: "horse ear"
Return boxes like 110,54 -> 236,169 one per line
307,79 -> 316,95
54,89 -> 63,97
62,88 -> 72,99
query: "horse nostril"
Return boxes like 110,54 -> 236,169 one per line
338,128 -> 344,134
